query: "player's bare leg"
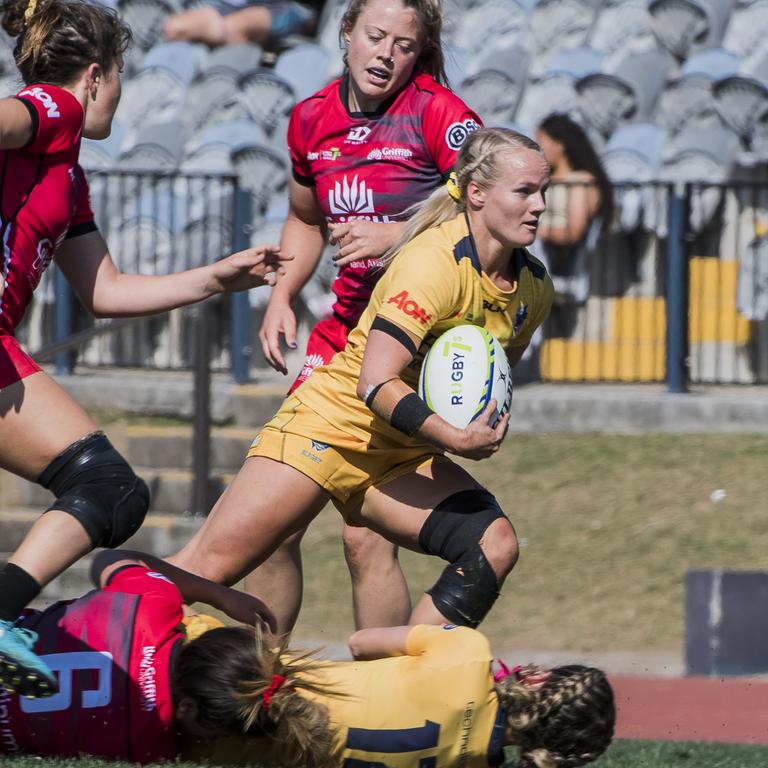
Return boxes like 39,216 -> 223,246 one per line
163,6 -> 227,46
244,524 -> 314,636
0,372 -> 104,696
169,457 -> 329,607
342,524 -> 411,629
349,458 -> 519,627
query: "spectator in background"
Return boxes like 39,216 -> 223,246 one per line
534,113 -> 613,313
163,0 -> 323,47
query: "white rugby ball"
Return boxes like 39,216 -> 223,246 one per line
418,324 -> 513,429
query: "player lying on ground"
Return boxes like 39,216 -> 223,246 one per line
0,548 -> 276,762
169,126 -> 555,632
185,623 -> 615,768
0,0 -> 288,698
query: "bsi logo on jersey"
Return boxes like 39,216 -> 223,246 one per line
19,87 -> 61,118
445,118 -> 480,151
345,126 -> 371,144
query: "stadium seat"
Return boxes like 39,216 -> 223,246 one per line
659,117 -> 741,232
274,42 -> 331,101
141,41 -> 207,86
601,123 -> 667,231
722,0 -> 768,60
526,0 -> 603,80
588,0 -> 656,58
180,69 -> 241,135
80,121 -> 127,170
119,120 -> 187,170
202,42 -> 263,77
515,47 -> 604,135
445,0 -> 532,66
231,141 -> 290,211
648,0 -> 737,60
182,119 -> 268,172
577,48 -> 675,139
714,49 -> 768,142
118,0 -> 178,52
459,46 -> 529,125
658,49 -> 741,136
237,69 -> 296,134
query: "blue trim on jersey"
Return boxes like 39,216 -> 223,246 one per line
487,705 -> 506,766
453,216 -> 482,274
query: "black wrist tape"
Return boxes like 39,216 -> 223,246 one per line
390,393 -> 434,436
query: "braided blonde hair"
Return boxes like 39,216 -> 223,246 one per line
382,126 -> 544,265
496,664 -> 615,768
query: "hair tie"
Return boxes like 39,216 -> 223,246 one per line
262,674 -> 287,712
23,0 -> 38,23
494,659 -> 523,683
445,171 -> 461,201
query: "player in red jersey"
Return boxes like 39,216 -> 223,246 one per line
251,0 -> 482,635
0,548 -> 275,762
0,0 -> 287,698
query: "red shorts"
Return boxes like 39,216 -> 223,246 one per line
289,315 -> 350,393
0,334 -> 41,389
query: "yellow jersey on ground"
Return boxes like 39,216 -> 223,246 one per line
184,625 -> 506,768
295,213 -> 554,445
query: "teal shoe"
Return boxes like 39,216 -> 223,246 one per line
0,620 -> 57,697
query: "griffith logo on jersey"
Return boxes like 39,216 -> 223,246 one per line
366,146 -> 414,161
445,118 -> 480,151
345,126 -> 372,144
329,175 -> 375,215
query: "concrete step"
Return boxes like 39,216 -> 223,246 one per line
17,467 -> 234,516
1,510 -> 204,604
123,424 -> 254,471
230,382 -> 288,429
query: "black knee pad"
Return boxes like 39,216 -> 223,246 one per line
38,432 -> 150,548
418,488 -> 507,628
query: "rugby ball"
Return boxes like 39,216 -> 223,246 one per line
418,324 -> 513,429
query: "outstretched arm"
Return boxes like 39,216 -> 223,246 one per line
348,626 -> 412,660
0,97 -> 34,149
90,549 -> 277,631
55,229 -> 289,318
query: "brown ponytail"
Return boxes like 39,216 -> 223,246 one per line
497,665 -> 615,768
0,0 -> 131,86
174,625 -> 338,768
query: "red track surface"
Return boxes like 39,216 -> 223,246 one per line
610,675 -> 768,745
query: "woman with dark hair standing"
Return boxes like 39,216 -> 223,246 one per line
0,0 -> 286,698
534,113 -> 613,308
250,0 -> 482,636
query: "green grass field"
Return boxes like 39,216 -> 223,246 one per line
5,740 -> 768,767
292,433 -> 767,653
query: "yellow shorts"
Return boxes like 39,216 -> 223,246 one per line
246,395 -> 444,517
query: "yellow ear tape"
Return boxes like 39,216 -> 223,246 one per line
445,171 -> 461,201
24,0 -> 38,23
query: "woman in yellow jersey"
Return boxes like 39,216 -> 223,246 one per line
169,127 -> 554,629
182,623 -> 615,768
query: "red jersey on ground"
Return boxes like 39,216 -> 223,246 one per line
0,83 -> 96,337
0,566 -> 184,762
287,72 -> 481,326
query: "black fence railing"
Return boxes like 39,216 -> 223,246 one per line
18,176 -> 768,387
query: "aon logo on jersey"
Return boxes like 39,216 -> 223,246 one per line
19,87 -> 61,118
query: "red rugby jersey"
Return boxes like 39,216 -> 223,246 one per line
0,83 -> 96,335
287,72 -> 481,325
0,567 -> 184,762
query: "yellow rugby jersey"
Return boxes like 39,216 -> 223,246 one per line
184,625 -> 505,768
295,213 -> 553,445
